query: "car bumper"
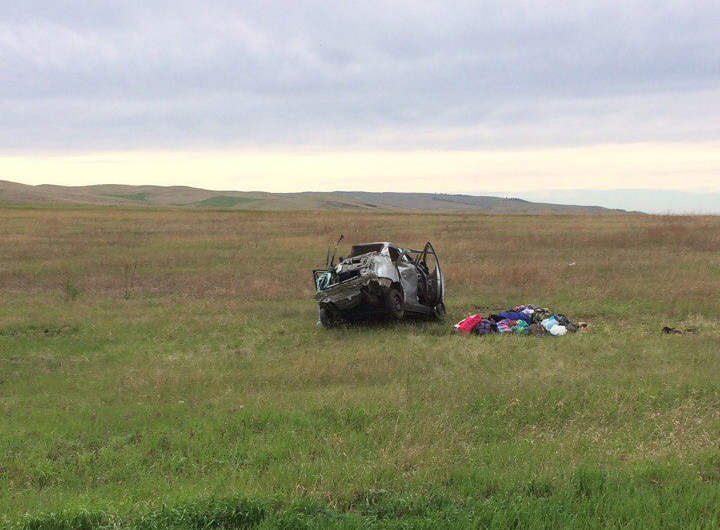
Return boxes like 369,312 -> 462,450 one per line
314,272 -> 388,310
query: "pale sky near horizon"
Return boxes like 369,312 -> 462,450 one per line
1,0 -> 719,211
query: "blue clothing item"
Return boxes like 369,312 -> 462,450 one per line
541,317 -> 559,332
499,311 -> 531,324
512,320 -> 531,334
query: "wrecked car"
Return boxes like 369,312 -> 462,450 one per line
313,238 -> 445,327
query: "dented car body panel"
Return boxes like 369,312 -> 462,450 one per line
313,241 -> 444,324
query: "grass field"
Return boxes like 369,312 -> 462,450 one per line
1,207 -> 719,529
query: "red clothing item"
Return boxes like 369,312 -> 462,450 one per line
456,314 -> 484,333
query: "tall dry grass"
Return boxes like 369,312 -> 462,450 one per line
1,208 -> 718,313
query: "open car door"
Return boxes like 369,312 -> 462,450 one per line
416,242 -> 443,308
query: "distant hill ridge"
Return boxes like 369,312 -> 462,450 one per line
0,180 -> 634,214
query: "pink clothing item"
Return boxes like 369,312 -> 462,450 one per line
496,319 -> 518,333
455,314 -> 484,333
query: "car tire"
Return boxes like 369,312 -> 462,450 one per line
318,306 -> 337,328
383,286 -> 405,321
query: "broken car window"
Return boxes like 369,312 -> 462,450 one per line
348,244 -> 384,257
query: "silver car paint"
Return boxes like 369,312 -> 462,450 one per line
313,249 -> 399,309
314,242 -> 441,316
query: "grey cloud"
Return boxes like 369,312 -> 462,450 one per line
1,0 -> 719,151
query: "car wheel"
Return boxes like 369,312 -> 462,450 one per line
318,306 -> 337,328
383,286 -> 405,321
433,302 -> 446,319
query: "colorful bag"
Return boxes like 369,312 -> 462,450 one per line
473,320 -> 495,335
512,320 -> 530,334
496,319 -> 516,333
515,305 -> 554,323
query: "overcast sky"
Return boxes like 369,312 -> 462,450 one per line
1,0 -> 719,211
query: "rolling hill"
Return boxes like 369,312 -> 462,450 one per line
0,180 -> 634,214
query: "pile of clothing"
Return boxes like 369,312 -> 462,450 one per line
455,304 -> 583,336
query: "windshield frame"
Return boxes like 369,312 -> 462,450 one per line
348,243 -> 386,258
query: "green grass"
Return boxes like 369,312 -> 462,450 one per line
8,480 -> 720,529
104,192 -> 151,201
0,208 -> 719,528
194,196 -> 259,208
